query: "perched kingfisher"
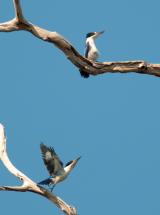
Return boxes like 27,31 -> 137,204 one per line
80,31 -> 104,78
38,143 -> 81,191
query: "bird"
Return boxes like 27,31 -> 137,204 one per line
38,143 -> 81,191
80,30 -> 104,78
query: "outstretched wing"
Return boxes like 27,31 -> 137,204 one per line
40,143 -> 64,177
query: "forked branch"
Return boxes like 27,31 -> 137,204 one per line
0,124 -> 77,215
0,0 -> 160,77
13,0 -> 25,21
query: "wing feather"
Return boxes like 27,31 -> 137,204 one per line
40,143 -> 64,177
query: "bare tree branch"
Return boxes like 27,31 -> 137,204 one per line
13,0 -> 26,22
0,124 -> 77,215
0,0 -> 159,78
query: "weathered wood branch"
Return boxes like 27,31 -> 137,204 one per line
0,124 -> 77,215
13,0 -> 26,21
0,0 -> 159,78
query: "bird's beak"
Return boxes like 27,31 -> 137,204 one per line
70,156 -> 81,169
94,31 -> 105,38
99,30 -> 105,35
74,156 -> 81,163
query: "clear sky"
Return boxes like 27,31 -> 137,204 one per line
0,0 -> 160,214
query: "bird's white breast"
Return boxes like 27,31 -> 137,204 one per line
86,38 -> 99,61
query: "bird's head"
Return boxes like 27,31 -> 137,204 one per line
86,31 -> 104,39
65,156 -> 81,171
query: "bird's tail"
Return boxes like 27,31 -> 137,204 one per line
38,177 -> 52,185
79,69 -> 90,78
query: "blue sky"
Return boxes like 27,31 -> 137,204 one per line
0,0 -> 160,214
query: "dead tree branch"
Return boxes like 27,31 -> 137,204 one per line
0,0 -> 159,78
0,124 -> 77,215
13,0 -> 25,21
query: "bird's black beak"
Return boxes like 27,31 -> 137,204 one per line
70,156 -> 81,169
94,31 -> 105,38
76,156 -> 81,161
99,30 -> 105,34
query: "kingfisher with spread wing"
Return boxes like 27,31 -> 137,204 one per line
38,143 -> 81,191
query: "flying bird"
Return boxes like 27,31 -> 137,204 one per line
80,30 -> 104,78
38,143 -> 81,191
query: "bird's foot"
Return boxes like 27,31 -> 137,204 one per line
49,184 -> 55,192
